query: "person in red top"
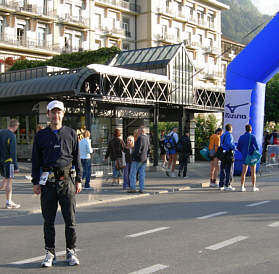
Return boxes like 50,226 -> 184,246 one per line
208,128 -> 222,187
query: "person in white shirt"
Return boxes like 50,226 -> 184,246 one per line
79,130 -> 93,189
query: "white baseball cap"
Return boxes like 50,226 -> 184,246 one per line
47,100 -> 65,111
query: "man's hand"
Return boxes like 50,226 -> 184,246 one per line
76,182 -> 82,193
14,169 -> 20,173
33,184 -> 41,195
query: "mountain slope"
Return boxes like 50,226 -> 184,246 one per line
219,0 -> 272,44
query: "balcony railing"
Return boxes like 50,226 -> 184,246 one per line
103,26 -> 125,36
204,70 -> 223,80
157,32 -> 176,42
183,39 -> 201,49
204,46 -> 220,55
0,1 -> 54,17
58,14 -> 89,26
95,0 -> 140,13
0,32 -> 59,52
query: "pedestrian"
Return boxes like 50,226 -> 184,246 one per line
237,124 -> 260,192
159,130 -> 167,168
32,100 -> 82,267
123,135 -> 134,190
208,128 -> 223,187
79,130 -> 93,189
219,124 -> 236,191
0,119 -> 20,209
128,127 -> 150,193
177,130 -> 192,178
105,128 -> 125,185
165,127 -> 179,177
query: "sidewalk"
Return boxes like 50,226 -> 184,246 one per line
2,161 -> 276,217
0,161 -> 212,216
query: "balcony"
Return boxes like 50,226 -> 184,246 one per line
183,39 -> 201,49
58,14 -> 89,27
0,32 -> 59,53
95,0 -> 140,13
157,32 -> 176,43
103,26 -> 125,37
204,46 -> 220,55
0,1 -> 54,18
60,46 -> 84,54
204,70 -> 223,80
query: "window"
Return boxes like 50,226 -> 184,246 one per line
74,35 -> 81,50
175,27 -> 180,41
198,34 -> 202,45
95,39 -> 101,49
65,3 -> 72,17
37,0 -> 48,15
74,5 -> 82,19
208,38 -> 213,47
122,17 -> 130,37
0,18 -> 4,35
94,14 -> 101,29
122,43 -> 130,51
38,25 -> 46,46
162,24 -> 167,37
17,23 -> 25,43
64,33 -> 72,49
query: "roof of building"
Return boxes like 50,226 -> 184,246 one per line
109,43 -> 182,70
0,64 -> 169,101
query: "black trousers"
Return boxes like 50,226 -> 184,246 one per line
179,154 -> 189,177
41,178 -> 76,252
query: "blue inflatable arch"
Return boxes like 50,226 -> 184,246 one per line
225,13 -> 279,173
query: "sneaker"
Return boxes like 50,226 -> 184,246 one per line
6,201 -> 21,209
83,186 -> 92,190
241,186 -> 246,192
183,176 -> 189,179
66,248 -> 80,266
127,189 -> 137,193
224,185 -> 235,191
170,172 -> 176,178
25,175 -> 32,181
252,187 -> 259,192
138,189 -> 145,194
219,186 -> 225,191
178,173 -> 181,177
166,170 -> 170,177
210,183 -> 218,187
41,251 -> 56,267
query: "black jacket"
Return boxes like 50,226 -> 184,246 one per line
105,137 -> 125,161
179,135 -> 192,155
31,126 -> 82,185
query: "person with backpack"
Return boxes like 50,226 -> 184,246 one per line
165,127 -> 178,177
177,130 -> 192,178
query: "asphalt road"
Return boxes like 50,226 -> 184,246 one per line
1,175 -> 279,274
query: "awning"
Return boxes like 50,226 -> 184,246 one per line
0,67 -> 93,101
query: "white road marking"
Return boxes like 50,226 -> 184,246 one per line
205,236 -> 248,250
127,227 -> 170,238
197,211 -> 228,220
268,221 -> 279,227
10,249 -> 80,265
129,264 -> 169,274
246,200 -> 270,207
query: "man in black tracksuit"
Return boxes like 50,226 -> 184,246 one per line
32,100 -> 82,267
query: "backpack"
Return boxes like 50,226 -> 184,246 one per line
164,133 -> 176,150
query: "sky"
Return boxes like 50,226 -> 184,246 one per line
251,0 -> 279,15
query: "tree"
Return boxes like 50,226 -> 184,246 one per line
265,73 -> 279,123
195,114 -> 219,159
8,47 -> 121,71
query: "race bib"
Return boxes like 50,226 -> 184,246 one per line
39,172 -> 49,185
